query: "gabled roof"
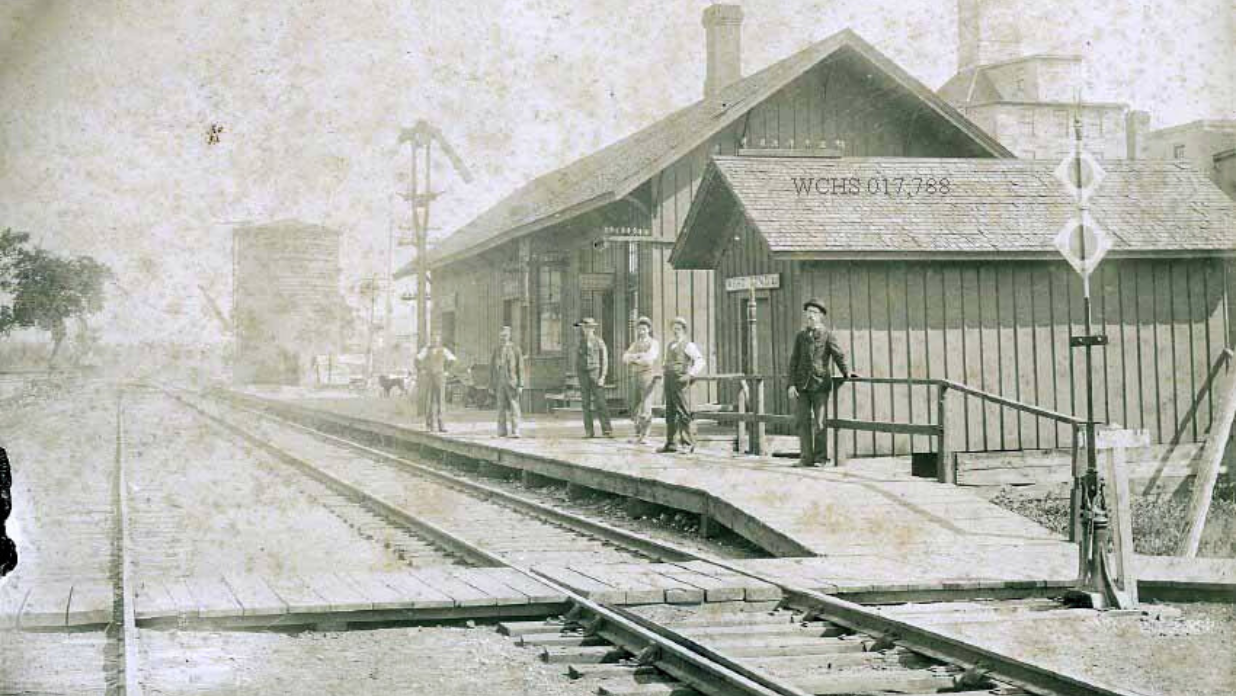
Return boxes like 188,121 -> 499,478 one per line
425,28 -> 1013,271
671,156 -> 1236,268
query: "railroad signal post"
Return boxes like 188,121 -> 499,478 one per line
1055,115 -> 1134,611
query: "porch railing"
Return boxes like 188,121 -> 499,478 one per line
690,373 -> 1088,485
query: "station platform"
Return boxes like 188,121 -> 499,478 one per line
227,389 -> 1083,589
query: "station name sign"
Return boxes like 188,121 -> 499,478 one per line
725,273 -> 780,292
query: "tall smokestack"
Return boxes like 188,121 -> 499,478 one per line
957,0 -> 1022,71
1126,110 -> 1149,160
703,4 -> 743,97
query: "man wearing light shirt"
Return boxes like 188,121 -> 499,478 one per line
622,315 -> 661,444
415,333 -> 456,433
658,317 -> 705,454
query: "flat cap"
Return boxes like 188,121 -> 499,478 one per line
803,299 -> 827,315
573,317 -> 598,328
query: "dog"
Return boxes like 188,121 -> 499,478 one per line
377,372 -> 413,397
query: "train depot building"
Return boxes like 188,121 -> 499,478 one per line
671,155 -> 1236,458
428,19 -> 1011,413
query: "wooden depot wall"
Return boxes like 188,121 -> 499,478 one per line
714,218 -> 1236,457
433,49 -> 997,412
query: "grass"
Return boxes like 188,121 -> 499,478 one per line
992,480 -> 1236,558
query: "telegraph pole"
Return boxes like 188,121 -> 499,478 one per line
398,120 -> 472,415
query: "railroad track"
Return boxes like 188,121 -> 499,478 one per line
111,389 -> 141,696
171,389 -> 675,570
176,387 -> 1142,696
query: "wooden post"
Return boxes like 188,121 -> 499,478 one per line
936,383 -> 953,484
1101,445 -> 1138,605
753,377 -> 767,456
736,379 -> 748,454
746,287 -> 765,456
1070,423 -> 1084,543
831,386 -> 841,467
1178,370 -> 1236,557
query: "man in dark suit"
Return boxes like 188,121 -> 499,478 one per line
490,325 -> 524,438
788,299 -> 857,467
575,317 -> 613,438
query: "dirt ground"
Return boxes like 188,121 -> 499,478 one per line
138,624 -> 598,696
929,602 -> 1236,696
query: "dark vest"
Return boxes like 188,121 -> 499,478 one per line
578,336 -> 604,372
664,340 -> 691,380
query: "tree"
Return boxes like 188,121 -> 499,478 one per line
0,229 -> 113,368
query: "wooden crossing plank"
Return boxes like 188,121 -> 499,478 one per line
303,572 -> 374,613
675,561 -> 782,601
262,574 -> 332,614
479,568 -> 568,604
66,581 -> 113,625
603,564 -> 705,604
162,578 -> 201,618
414,568 -> 498,607
337,572 -> 416,611
222,574 -> 288,617
655,565 -> 745,602
183,576 -> 244,619
134,579 -> 178,620
569,564 -> 665,604
374,572 -> 455,609
531,566 -> 626,603
19,581 -> 73,628
0,581 -> 30,629
446,568 -> 528,606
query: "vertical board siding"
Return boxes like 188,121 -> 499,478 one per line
710,257 -> 1230,457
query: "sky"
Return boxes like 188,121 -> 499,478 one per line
0,0 -> 1231,346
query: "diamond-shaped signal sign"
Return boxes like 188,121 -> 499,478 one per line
1054,145 -> 1106,203
1054,212 -> 1111,278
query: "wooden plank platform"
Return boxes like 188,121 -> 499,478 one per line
120,568 -> 568,627
235,391 -> 1082,590
529,561 -> 782,605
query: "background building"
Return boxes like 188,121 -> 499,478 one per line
939,0 -> 1145,161
427,10 -> 1009,413
1145,120 -> 1236,200
232,220 -> 347,385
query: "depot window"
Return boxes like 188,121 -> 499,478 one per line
537,264 -> 563,354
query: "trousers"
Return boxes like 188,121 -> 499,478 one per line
663,375 -> 694,448
628,371 -> 659,439
795,387 -> 831,465
578,371 -> 612,436
495,382 -> 522,435
423,373 -> 446,431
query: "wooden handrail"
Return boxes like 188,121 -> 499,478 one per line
937,379 -> 1085,425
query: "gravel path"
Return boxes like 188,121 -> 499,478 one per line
0,386 -> 117,583
125,388 -> 409,580
139,625 -> 597,696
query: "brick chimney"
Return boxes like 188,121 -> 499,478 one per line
1126,110 -> 1149,160
703,4 -> 743,97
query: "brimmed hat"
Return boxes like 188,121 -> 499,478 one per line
636,315 -> 653,329
803,299 -> 828,315
574,317 -> 598,328
671,316 -> 689,330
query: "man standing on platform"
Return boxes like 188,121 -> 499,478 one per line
415,333 -> 456,433
659,317 -> 705,454
490,325 -> 524,438
622,315 -> 661,444
787,299 -> 857,467
574,317 -> 614,438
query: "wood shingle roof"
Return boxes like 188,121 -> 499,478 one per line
423,29 -> 1012,270
671,156 -> 1236,267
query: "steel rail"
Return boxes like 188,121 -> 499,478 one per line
165,387 -> 806,696
113,389 -> 143,696
214,400 -> 696,563
201,386 -> 1146,696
